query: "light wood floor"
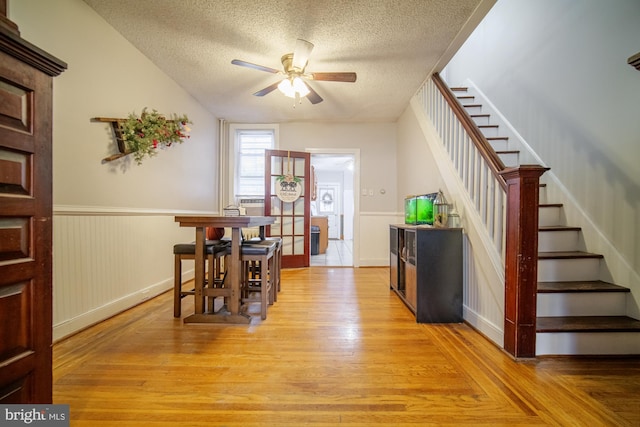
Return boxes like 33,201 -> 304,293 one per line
53,267 -> 640,426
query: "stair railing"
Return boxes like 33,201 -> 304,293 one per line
415,73 -> 547,358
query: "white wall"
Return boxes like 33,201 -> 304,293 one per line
444,0 -> 640,312
11,0 -> 219,210
10,0 -> 219,340
396,104 -> 445,205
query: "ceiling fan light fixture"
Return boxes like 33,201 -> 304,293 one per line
278,77 -> 309,99
293,77 -> 310,97
277,78 -> 295,98
232,38 -> 355,105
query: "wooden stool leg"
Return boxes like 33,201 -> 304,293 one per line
174,254 -> 182,318
206,253 -> 215,313
260,255 -> 268,320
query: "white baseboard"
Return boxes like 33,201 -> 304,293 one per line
358,258 -> 389,267
463,305 -> 504,348
52,273 -> 191,342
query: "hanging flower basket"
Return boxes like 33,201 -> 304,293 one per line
94,108 -> 191,164
120,108 -> 191,164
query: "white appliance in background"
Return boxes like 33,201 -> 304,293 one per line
238,198 -> 264,216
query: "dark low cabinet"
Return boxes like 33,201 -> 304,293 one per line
389,225 -> 462,323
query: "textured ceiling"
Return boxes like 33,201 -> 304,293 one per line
83,0 -> 490,123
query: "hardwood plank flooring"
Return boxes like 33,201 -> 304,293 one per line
53,267 -> 640,426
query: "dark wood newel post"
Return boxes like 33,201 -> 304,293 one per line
500,165 -> 548,358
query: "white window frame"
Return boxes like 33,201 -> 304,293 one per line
227,123 -> 279,205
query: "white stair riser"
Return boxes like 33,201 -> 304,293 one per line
498,152 -> 519,167
539,206 -> 562,226
537,292 -> 627,316
487,139 -> 509,151
464,105 -> 483,114
538,230 -> 581,252
478,126 -> 500,137
471,116 -> 490,126
536,332 -> 640,355
456,97 -> 475,106
539,187 -> 548,204
538,258 -> 601,282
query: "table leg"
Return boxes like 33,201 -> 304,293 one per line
228,227 -> 241,315
194,226 -> 205,314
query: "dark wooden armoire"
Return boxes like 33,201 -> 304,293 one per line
0,1 -> 66,403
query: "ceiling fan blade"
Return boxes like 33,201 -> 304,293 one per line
310,72 -> 357,83
304,82 -> 323,104
292,39 -> 314,70
253,81 -> 281,97
231,59 -> 281,74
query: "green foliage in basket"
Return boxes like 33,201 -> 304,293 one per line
120,108 -> 191,164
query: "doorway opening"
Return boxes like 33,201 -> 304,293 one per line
308,149 -> 359,267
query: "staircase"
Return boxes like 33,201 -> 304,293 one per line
452,86 -> 640,356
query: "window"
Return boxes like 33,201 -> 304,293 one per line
229,125 -> 278,201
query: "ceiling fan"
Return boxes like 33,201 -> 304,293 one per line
231,39 -> 357,105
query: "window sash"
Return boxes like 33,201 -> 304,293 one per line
235,129 -> 275,198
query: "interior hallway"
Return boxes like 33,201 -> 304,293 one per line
310,239 -> 353,267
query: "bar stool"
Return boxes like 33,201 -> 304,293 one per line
173,239 -> 228,318
235,241 -> 277,320
246,236 -> 282,297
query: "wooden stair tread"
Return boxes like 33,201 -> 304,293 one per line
450,87 -> 468,92
456,95 -> 474,100
496,150 -> 519,154
470,114 -> 490,117
539,203 -> 562,207
486,136 -> 508,140
537,316 -> 640,332
538,280 -> 630,293
539,225 -> 581,232
538,251 -> 604,259
478,124 -> 498,128
463,103 -> 482,108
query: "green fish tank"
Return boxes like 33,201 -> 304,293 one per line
404,195 -> 417,225
417,193 -> 437,225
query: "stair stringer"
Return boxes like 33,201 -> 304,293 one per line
462,79 -> 640,320
410,96 -> 506,347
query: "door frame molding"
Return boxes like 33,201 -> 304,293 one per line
306,148 -> 360,267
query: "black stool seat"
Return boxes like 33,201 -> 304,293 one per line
225,241 -> 277,255
173,240 -> 228,255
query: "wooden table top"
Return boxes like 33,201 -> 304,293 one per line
174,215 -> 275,227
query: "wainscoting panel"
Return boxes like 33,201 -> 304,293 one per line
52,210 -> 194,341
462,236 -> 505,345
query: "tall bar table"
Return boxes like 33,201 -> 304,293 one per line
174,215 -> 275,323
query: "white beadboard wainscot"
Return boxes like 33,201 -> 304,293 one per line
52,206 -> 200,341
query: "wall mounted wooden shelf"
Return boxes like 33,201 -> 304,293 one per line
93,117 -> 131,162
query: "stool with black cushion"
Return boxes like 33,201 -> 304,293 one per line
246,236 -> 282,298
234,240 -> 276,320
173,239 -> 229,318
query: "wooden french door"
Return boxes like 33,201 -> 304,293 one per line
265,150 -> 311,268
0,10 -> 66,403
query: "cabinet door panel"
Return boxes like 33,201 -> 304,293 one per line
405,263 -> 417,310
